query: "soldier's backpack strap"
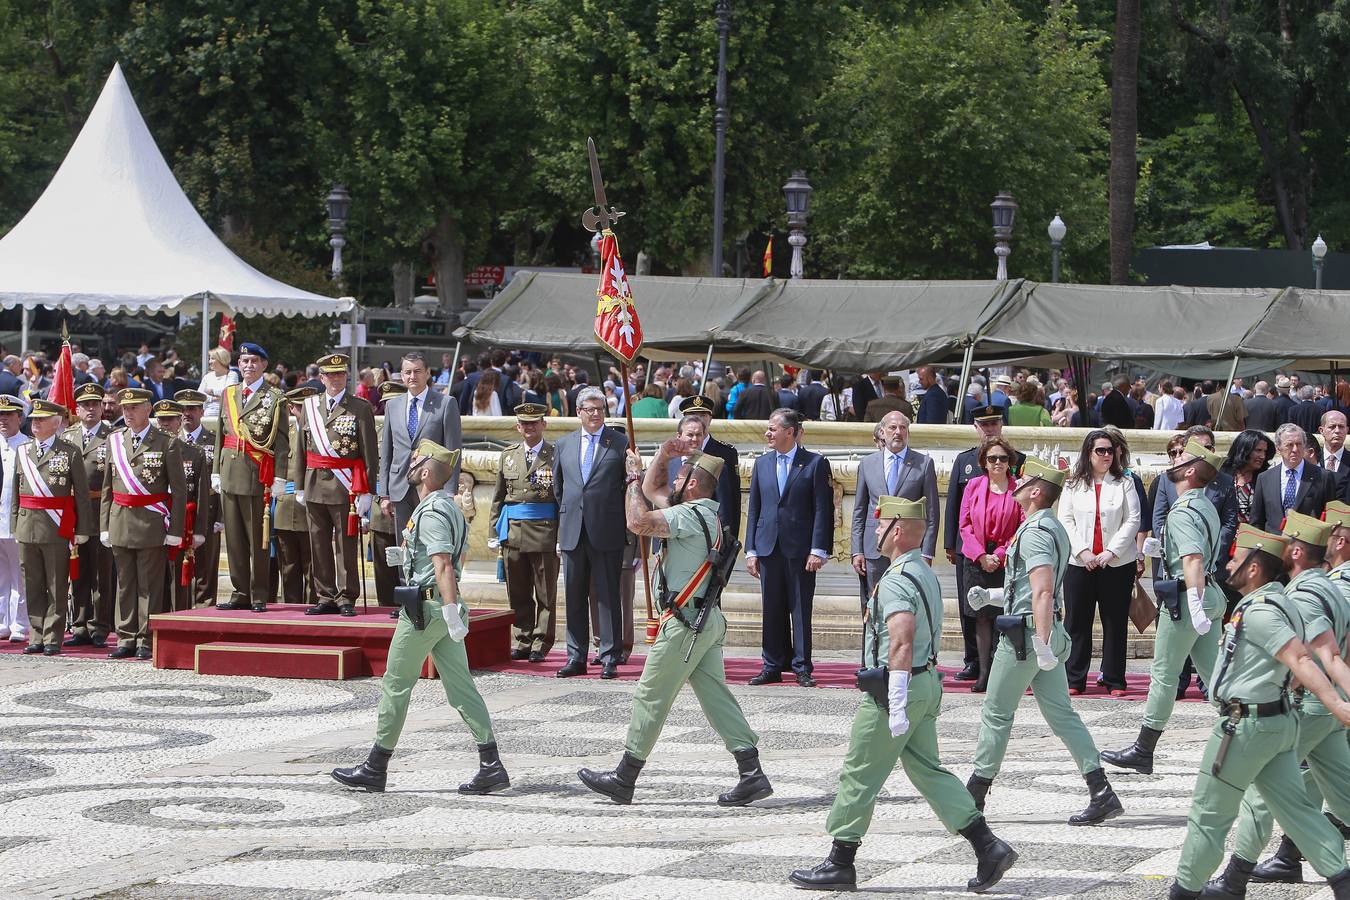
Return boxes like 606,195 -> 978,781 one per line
1211,591 -> 1297,704
897,568 -> 940,668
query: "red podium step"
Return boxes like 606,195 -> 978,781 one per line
195,642 -> 362,679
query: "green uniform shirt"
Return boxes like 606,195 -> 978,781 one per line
1286,567 -> 1350,712
401,491 -> 467,592
1003,508 -> 1069,618
1210,583 -> 1305,706
1164,488 -> 1225,617
865,548 -> 942,669
657,498 -> 720,602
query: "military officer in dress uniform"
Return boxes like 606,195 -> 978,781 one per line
367,381 -> 405,609
965,457 -> 1124,825
151,401 -> 210,612
1208,509 -> 1350,893
102,388 -> 189,659
1170,524 -> 1350,900
213,343 -> 288,613
64,383 -> 114,646
1102,440 -> 1226,775
331,440 -> 508,794
295,354 -> 379,617
273,386 -> 317,605
176,389 -> 221,608
790,496 -> 1017,894
13,399 -> 92,656
577,440 -> 769,807
489,402 -> 560,662
676,394 -> 741,537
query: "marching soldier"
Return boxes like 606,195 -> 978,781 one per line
295,354 -> 378,616
102,388 -> 188,659
176,389 -> 221,608
1170,524 -> 1350,900
331,440 -> 508,794
368,381 -> 406,609
964,457 -> 1124,825
1207,509 -> 1350,893
151,401 -> 210,612
790,495 -> 1017,893
213,343 -> 288,613
1103,439 -> 1227,776
273,386 -> 317,605
489,402 -> 559,662
14,399 -> 93,655
64,383 -> 115,647
577,439 -> 769,807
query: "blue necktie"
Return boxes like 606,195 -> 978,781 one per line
407,396 -> 419,440
1282,468 -> 1298,510
777,453 -> 789,494
886,453 -> 900,496
581,433 -> 597,483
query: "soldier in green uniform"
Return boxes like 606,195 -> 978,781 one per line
577,439 -> 769,807
14,400 -> 93,655
1103,439 -> 1227,775
965,457 -> 1124,825
789,496 -> 1018,893
489,402 -> 559,662
63,383 -> 114,646
214,343 -> 288,613
331,440 -> 508,795
296,354 -> 379,617
1170,524 -> 1350,900
176,390 -> 221,608
151,401 -> 211,612
273,387 -> 317,605
102,388 -> 189,659
1206,509 -> 1350,893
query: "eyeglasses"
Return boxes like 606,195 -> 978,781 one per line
578,406 -> 606,415
985,455 -> 1010,464
1092,446 -> 1116,456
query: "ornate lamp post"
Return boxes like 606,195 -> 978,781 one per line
991,190 -> 1017,280
711,0 -> 731,277
326,184 -> 351,291
783,170 -> 812,280
1048,213 -> 1066,283
1313,233 -> 1328,291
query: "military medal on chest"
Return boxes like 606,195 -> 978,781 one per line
141,450 -> 163,483
47,450 -> 70,487
333,414 -> 358,455
94,444 -> 107,468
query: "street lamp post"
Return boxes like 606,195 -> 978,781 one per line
711,0 -> 731,278
1048,214 -> 1066,283
991,190 -> 1017,281
590,231 -> 603,271
783,170 -> 812,280
1313,233 -> 1328,291
326,184 -> 354,378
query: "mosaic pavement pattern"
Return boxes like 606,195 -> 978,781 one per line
0,655 -> 1338,899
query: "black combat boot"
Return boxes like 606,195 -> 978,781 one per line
459,742 -> 510,795
1068,767 -> 1123,825
1169,883 -> 1200,899
578,752 -> 644,805
1330,868 -> 1350,899
717,747 -> 773,807
788,839 -> 859,891
1328,813 -> 1350,840
1100,725 -> 1163,775
331,744 -> 392,792
1201,855 -> 1255,898
1250,835 -> 1303,883
966,773 -> 994,812
959,816 -> 1018,893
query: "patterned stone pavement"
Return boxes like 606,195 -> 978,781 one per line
0,654 -> 1335,900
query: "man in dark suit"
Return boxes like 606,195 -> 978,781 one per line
1289,385 -> 1323,435
0,356 -> 22,398
851,371 -> 884,422
1182,381 -> 1213,428
732,371 -> 776,420
565,369 -> 591,412
1250,423 -> 1339,531
1099,376 -> 1134,430
851,411 -> 938,600
776,373 -> 800,412
552,386 -> 629,679
677,395 -> 741,537
1272,376 -> 1296,424
797,370 -> 828,420
863,376 -> 910,423
1318,410 -> 1350,497
944,407 -> 1025,681
744,409 -> 833,687
1244,380 -> 1278,432
915,366 -> 948,424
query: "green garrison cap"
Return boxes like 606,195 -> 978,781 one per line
413,439 -> 461,470
687,450 -> 725,479
876,495 -> 926,520
1180,439 -> 1225,472
1019,457 -> 1066,489
1234,523 -> 1290,555
1283,511 -> 1332,546
1324,500 -> 1350,532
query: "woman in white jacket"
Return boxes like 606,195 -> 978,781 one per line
1058,429 -> 1141,695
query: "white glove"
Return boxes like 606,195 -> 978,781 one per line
966,586 -> 1005,612
1031,633 -> 1057,670
165,535 -> 181,547
100,531 -> 111,548
356,493 -> 372,517
210,473 -> 221,493
295,491 -> 305,506
384,546 -> 405,567
487,537 -> 501,551
887,670 -> 911,736
192,534 -> 206,549
213,521 -> 224,534
441,601 -> 469,641
271,478 -> 286,496
75,535 -> 88,545
1188,587 -> 1211,635
1142,536 -> 1162,558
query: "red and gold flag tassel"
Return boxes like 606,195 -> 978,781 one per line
260,488 -> 272,548
68,542 -> 79,582
180,548 -> 194,588
347,495 -> 360,537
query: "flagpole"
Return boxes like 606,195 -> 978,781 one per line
621,359 -> 658,643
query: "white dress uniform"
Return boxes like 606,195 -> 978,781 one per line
0,432 -> 33,640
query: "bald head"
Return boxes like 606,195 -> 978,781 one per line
751,370 -> 767,385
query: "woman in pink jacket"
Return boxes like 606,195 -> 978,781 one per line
958,436 -> 1025,692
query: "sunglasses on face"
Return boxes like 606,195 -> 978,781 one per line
1092,446 -> 1116,456
1167,449 -> 1184,458
985,455 -> 1010,464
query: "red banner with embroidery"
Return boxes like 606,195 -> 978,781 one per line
593,229 -> 643,365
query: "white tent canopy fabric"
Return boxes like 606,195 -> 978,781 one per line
0,64 -> 350,319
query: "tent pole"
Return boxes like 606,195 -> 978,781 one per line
19,307 -> 28,356
448,340 -> 462,390
200,296 -> 210,381
1216,354 -> 1240,431
349,304 -> 359,384
702,343 -> 714,392
954,341 -> 977,424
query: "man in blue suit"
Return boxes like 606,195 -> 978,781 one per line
745,408 -> 834,687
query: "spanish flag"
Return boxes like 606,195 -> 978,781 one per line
762,235 -> 774,277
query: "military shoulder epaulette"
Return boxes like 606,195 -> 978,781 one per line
503,441 -> 522,451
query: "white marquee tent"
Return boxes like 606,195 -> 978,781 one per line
0,64 -> 352,367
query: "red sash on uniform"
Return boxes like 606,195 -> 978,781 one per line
18,495 -> 76,541
223,435 -> 275,485
113,491 -> 172,508
304,452 -> 371,494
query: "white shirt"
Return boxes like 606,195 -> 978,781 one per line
1153,394 -> 1185,431
1280,461 -> 1305,494
129,425 -> 153,445
325,389 -> 346,411
0,433 -> 32,540
186,425 -> 204,444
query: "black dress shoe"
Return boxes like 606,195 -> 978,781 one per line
528,651 -> 546,663
217,599 -> 251,611
600,662 -> 618,680
619,651 -> 631,665
306,603 -> 340,616
108,646 -> 136,659
748,670 -> 782,686
389,608 -> 399,619
22,643 -> 44,655
91,634 -> 108,648
251,603 -> 268,613
43,646 -> 60,656
135,646 -> 152,660
556,660 -> 587,678
63,634 -> 93,648
796,672 -> 817,688
339,605 -> 357,617
510,649 -> 529,661
590,654 -> 602,666
954,663 -> 979,681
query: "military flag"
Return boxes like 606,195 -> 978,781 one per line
593,229 -> 643,365
763,235 -> 774,277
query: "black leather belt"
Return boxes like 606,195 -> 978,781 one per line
1224,698 -> 1290,718
911,663 -> 933,675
